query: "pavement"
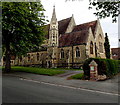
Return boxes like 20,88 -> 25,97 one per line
3,70 -> 119,95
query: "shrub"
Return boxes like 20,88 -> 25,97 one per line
83,58 -> 120,79
82,58 -> 91,79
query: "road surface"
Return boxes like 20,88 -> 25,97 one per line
2,75 -> 118,103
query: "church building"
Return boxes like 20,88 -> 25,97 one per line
14,6 -> 106,68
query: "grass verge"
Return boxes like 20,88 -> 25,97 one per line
69,73 -> 84,80
48,68 -> 82,71
3,66 -> 66,76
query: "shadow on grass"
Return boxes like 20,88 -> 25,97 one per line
2,66 -> 66,76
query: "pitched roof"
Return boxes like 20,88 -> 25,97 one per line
59,30 -> 89,47
11,55 -> 16,60
44,18 -> 98,47
44,17 -> 72,39
58,17 -> 72,34
72,20 -> 97,35
58,20 -> 97,47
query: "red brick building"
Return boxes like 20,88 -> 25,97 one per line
111,48 -> 120,60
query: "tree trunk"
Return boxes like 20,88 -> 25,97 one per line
5,43 -> 11,72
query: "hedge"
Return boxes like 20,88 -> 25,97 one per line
83,58 -> 120,79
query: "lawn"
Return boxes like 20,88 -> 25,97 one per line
3,66 -> 66,76
69,73 -> 84,80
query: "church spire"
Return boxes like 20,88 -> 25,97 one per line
49,5 -> 58,47
51,5 -> 57,22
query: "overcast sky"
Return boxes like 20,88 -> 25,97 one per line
41,0 -> 118,48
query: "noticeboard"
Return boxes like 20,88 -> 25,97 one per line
90,66 -> 94,71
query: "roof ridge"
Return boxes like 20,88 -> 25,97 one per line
58,16 -> 72,22
60,30 -> 89,36
44,17 -> 72,26
77,20 -> 97,26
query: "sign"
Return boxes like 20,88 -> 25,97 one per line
90,66 -> 94,71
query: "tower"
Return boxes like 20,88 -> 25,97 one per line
47,6 -> 58,68
49,5 -> 59,47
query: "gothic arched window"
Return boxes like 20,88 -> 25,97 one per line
99,42 -> 103,53
76,47 -> 80,57
90,41 -> 93,54
37,53 -> 39,61
61,49 -> 64,59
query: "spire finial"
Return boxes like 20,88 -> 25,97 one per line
53,3 -> 55,8
51,4 -> 57,21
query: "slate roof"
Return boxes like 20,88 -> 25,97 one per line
72,20 -> 97,36
59,30 -> 89,47
44,17 -> 72,39
58,20 -> 97,47
11,56 -> 16,60
44,17 -> 98,47
58,17 -> 72,34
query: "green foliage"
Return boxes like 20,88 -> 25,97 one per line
5,66 -> 66,76
2,2 -> 46,56
2,2 -> 47,72
82,58 -> 91,79
70,73 -> 84,79
89,0 -> 120,22
83,58 -> 120,79
105,59 -> 119,77
104,33 -> 110,59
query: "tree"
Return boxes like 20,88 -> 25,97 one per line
104,33 -> 110,59
2,2 -> 47,72
89,0 -> 120,22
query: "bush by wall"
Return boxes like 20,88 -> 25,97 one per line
83,58 -> 120,79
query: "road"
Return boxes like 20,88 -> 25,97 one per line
2,75 -> 118,103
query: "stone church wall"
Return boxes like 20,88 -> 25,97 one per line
86,27 -> 96,58
57,45 -> 87,68
95,20 -> 106,58
65,15 -> 76,33
14,51 -> 47,67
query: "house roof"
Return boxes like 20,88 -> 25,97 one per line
72,20 -> 97,36
59,30 -> 89,47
